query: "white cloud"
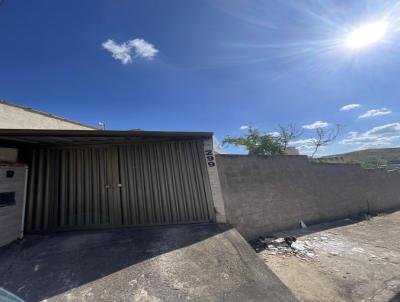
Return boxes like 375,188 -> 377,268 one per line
213,136 -> 224,154
341,134 -> 400,147
289,138 -> 319,155
102,38 -> 158,64
365,123 -> 400,135
348,131 -> 358,138
128,39 -> 158,59
239,125 -> 249,130
290,138 -> 335,156
102,39 -> 132,64
290,138 -> 316,148
340,123 -> 400,149
358,108 -> 392,119
268,131 -> 281,137
302,121 -> 329,130
340,104 -> 361,111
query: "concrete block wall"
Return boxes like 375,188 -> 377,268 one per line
216,155 -> 400,240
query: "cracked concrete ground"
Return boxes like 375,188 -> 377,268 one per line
258,211 -> 400,302
0,224 -> 297,302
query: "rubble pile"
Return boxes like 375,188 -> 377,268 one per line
253,236 -> 317,260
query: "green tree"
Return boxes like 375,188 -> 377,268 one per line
223,127 -> 284,155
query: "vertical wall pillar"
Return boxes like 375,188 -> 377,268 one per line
203,137 -> 226,223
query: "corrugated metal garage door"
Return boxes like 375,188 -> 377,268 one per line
25,141 -> 215,232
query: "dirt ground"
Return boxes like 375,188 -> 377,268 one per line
257,211 -> 400,302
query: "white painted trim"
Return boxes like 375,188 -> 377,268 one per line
203,137 -> 226,223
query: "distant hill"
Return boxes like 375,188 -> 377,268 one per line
321,147 -> 400,170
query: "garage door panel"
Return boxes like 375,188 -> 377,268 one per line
26,146 -> 116,232
117,141 -> 214,226
25,141 -> 214,232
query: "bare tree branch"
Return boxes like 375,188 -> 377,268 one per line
310,124 -> 341,158
277,123 -> 303,151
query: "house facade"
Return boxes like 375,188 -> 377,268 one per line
0,101 -> 225,246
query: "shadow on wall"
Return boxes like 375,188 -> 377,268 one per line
217,154 -> 400,240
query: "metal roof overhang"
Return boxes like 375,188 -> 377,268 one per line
0,129 -> 213,146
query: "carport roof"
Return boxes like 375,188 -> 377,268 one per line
0,129 -> 213,145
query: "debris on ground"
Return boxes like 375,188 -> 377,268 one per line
274,237 -> 285,244
284,236 -> 296,246
300,220 -> 307,228
351,212 -> 377,221
252,215 -> 387,261
252,235 -> 316,260
291,242 -> 305,251
255,212 -> 400,302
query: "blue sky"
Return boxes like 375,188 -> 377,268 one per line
1,0 -> 400,156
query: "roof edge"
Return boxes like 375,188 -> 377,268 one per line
0,99 -> 98,130
0,129 -> 213,138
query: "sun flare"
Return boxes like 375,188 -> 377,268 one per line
346,21 -> 388,49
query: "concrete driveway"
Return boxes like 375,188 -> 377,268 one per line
0,224 -> 297,302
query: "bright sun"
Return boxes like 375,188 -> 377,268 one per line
346,21 -> 388,49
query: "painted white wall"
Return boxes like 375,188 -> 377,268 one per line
0,165 -> 27,247
0,102 -> 95,130
204,137 -> 226,223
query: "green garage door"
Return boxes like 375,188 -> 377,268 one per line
25,141 -> 215,232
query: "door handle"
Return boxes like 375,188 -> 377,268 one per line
117,184 -> 122,188
105,185 -> 110,189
